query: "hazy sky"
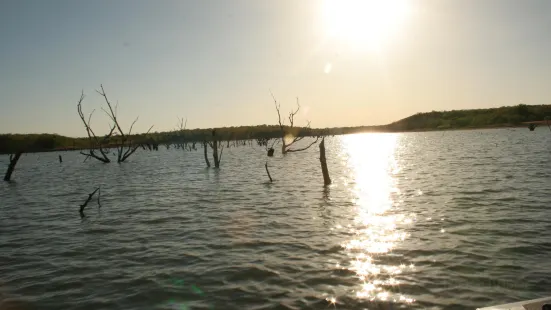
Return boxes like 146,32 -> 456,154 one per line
1,0 -> 551,136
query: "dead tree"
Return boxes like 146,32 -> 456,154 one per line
319,137 -> 331,186
270,92 -> 330,185
4,152 -> 23,181
97,85 -> 154,163
79,187 -> 101,218
175,117 -> 187,150
271,92 -> 319,154
203,141 -> 211,168
77,92 -> 114,163
208,130 -> 224,168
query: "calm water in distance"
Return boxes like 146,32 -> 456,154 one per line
1,128 -> 551,310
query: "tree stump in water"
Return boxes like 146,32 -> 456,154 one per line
203,141 -> 211,168
4,152 -> 23,181
319,138 -> 331,186
265,162 -> 273,182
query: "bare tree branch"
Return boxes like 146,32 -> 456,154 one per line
265,161 -> 273,183
79,187 -> 100,218
287,98 -> 300,128
270,90 -> 284,129
270,92 -> 317,154
4,151 -> 23,181
120,125 -> 154,162
286,136 -> 320,153
77,91 -> 112,163
95,84 -> 153,163
177,117 -> 187,131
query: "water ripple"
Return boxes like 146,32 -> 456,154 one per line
1,129 -> 551,309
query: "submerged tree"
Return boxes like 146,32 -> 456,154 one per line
319,137 -> 331,186
271,92 -> 319,154
4,151 -> 23,181
208,130 -> 224,168
268,92 -> 331,186
79,186 -> 101,218
77,85 -> 153,163
203,141 -> 211,168
77,92 -> 114,163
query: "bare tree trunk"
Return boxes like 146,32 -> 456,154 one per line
319,137 -> 331,186
265,161 -> 273,182
203,141 -> 211,168
208,130 -> 223,168
271,93 -> 317,154
4,152 -> 23,181
212,140 -> 220,168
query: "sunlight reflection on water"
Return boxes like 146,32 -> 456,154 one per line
341,133 -> 415,304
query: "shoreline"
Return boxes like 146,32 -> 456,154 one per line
0,124 -> 537,156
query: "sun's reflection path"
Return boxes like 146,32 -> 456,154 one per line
340,133 -> 415,305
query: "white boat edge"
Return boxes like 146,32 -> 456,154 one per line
477,296 -> 551,310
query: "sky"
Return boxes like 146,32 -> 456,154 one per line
1,0 -> 551,136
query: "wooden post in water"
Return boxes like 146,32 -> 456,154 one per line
319,137 -> 331,186
4,152 -> 23,181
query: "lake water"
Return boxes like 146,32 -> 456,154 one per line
1,128 -> 551,310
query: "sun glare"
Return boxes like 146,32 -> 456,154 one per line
323,0 -> 412,51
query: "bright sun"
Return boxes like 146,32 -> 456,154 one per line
323,0 -> 412,51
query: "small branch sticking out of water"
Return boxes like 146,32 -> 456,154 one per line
265,161 -> 273,183
97,186 -> 102,208
80,187 -> 100,218
4,151 -> 23,182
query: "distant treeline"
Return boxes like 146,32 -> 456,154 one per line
0,125 -> 382,154
1,104 -> 549,154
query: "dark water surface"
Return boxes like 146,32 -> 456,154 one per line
1,129 -> 551,310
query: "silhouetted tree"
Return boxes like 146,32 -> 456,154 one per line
271,92 -> 319,154
77,91 -> 114,163
77,85 -> 153,163
97,85 -> 154,162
